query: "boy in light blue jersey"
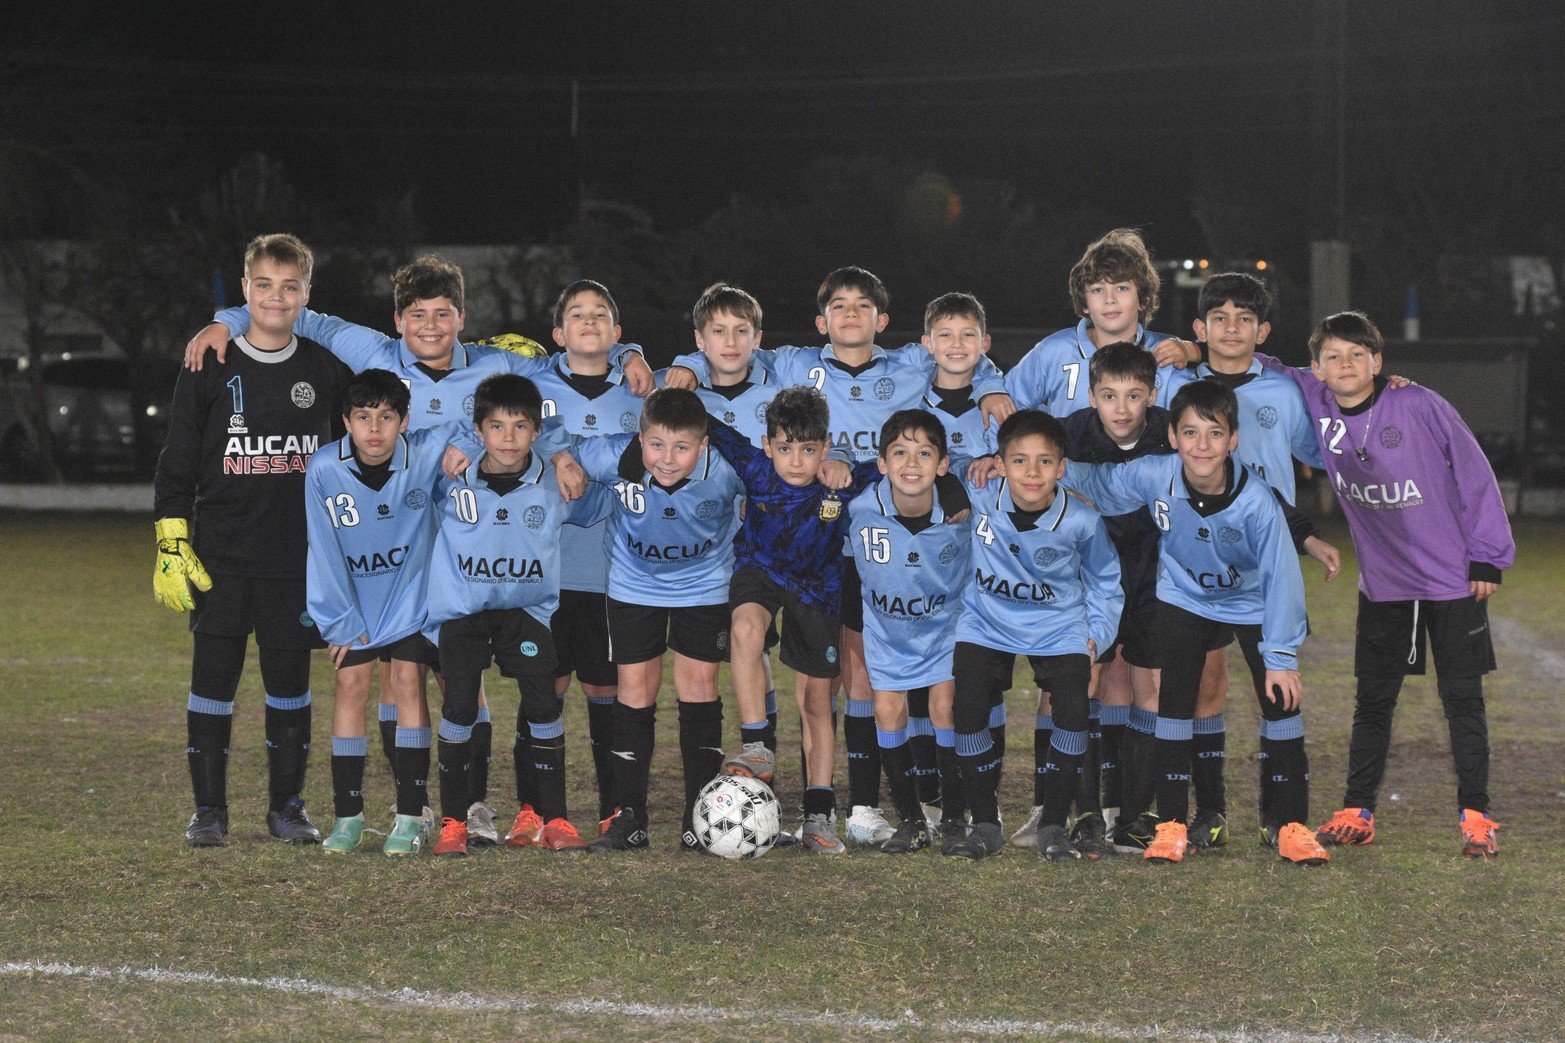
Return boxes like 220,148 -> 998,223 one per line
1006,229 -> 1196,418
848,410 -> 972,854
561,390 -> 744,853
1158,271 -> 1327,842
686,283 -> 783,447
1064,381 -> 1332,866
671,267 -> 1015,845
305,370 -> 450,855
947,411 -> 1123,862
423,375 -> 608,857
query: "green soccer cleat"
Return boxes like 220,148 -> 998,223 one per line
383,813 -> 426,856
322,814 -> 365,854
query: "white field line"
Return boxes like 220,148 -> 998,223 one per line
1491,616 -> 1565,680
0,960 -> 1492,1043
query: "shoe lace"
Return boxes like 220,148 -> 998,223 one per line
546,818 -> 581,838
1462,813 -> 1498,842
1324,809 -> 1365,836
438,817 -> 466,843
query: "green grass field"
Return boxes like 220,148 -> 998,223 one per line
2,511 -> 1562,1041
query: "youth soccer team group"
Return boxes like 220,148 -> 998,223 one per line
152,228 -> 1514,865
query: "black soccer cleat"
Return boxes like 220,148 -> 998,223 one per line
1069,811 -> 1110,860
1189,809 -> 1229,849
939,819 -> 970,857
950,821 -> 1004,861
879,818 -> 930,854
1037,823 -> 1083,862
184,806 -> 229,848
1111,812 -> 1159,854
267,796 -> 322,845
586,807 -> 649,853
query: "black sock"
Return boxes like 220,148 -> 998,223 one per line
1076,704 -> 1102,816
879,738 -> 921,825
587,697 -> 616,820
1121,724 -> 1157,822
1260,733 -> 1310,831
1032,715 -> 1053,806
956,731 -> 1003,826
844,702 -> 879,808
186,699 -> 232,810
935,733 -> 965,824
1191,715 -> 1227,816
330,737 -> 367,818
469,709 -> 492,806
513,718 -> 537,810
1041,731 -> 1087,827
1155,733 -> 1194,825
529,722 -> 567,823
678,700 -> 724,833
803,785 -> 835,817
377,704 -> 398,774
437,734 -> 472,822
264,698 -> 312,813
1100,714 -> 1127,812
394,726 -> 431,817
611,702 -> 656,826
907,688 -> 940,806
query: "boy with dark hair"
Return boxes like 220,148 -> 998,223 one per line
1066,381 -> 1331,865
1257,311 -> 1513,858
554,389 -> 744,852
948,409 -> 1123,861
669,266 -> 1013,845
421,374 -> 608,855
849,409 -> 972,852
305,369 -> 452,854
157,233 -> 352,847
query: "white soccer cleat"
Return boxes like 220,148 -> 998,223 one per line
467,802 -> 500,846
1009,804 -> 1045,849
921,802 -> 943,833
846,805 -> 895,845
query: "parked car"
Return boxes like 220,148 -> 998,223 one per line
0,352 -> 174,480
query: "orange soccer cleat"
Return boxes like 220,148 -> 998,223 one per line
538,818 -> 589,852
505,805 -> 545,847
1143,820 -> 1189,863
1276,822 -> 1331,866
1316,807 -> 1375,847
433,817 -> 470,857
1459,809 -> 1499,860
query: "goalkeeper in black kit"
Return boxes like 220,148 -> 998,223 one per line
153,233 -> 351,847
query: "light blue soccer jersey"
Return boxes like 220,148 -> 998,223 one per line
423,451 -> 608,638
924,385 -> 998,459
848,480 -> 972,691
304,422 -> 459,649
1064,454 -> 1306,670
955,479 -> 1123,658
689,364 -> 782,448
1161,361 -> 1325,504
573,433 -> 744,607
1005,320 -> 1180,418
672,343 -> 1006,463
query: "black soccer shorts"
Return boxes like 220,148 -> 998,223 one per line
190,574 -> 324,650
340,630 -> 440,671
729,567 -> 841,679
1354,593 -> 1496,679
550,589 -> 617,688
607,597 -> 730,665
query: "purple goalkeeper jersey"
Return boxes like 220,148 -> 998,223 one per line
1258,355 -> 1514,602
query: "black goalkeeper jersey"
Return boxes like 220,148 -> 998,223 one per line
153,336 -> 351,579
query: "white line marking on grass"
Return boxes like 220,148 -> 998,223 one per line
0,960 -> 1490,1042
1492,617 -> 1565,679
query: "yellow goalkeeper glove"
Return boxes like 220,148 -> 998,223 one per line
153,517 -> 213,612
478,333 -> 548,359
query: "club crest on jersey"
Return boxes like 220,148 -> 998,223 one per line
524,506 -> 546,530
819,493 -> 841,520
228,414 -> 247,433
620,412 -> 637,433
696,499 -> 720,520
938,543 -> 960,565
1033,547 -> 1058,567
1218,526 -> 1242,544
874,377 -> 895,401
1380,426 -> 1403,449
291,382 -> 316,408
755,402 -> 768,422
462,394 -> 475,416
1255,405 -> 1279,429
404,489 -> 429,511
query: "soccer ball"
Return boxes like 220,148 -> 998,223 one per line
691,775 -> 781,860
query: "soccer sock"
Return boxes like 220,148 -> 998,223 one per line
956,730 -> 1003,826
1259,716 -> 1309,831
469,704 -> 492,807
513,704 -> 538,811
1154,716 -> 1194,825
436,718 -> 473,822
935,728 -> 965,825
988,701 -> 1007,782
263,692 -> 312,813
1191,713 -> 1227,816
764,688 -> 778,740
740,717 -> 775,754
377,702 -> 398,774
877,727 -> 921,825
394,726 -> 431,817
1100,704 -> 1129,813
803,785 -> 835,818
1032,713 -> 1054,806
1074,699 -> 1103,816
587,695 -> 617,820
679,700 -> 724,834
330,735 -> 367,818
1041,728 -> 1088,827
906,688 -> 940,806
844,698 -> 879,808
186,694 -> 233,810
1122,707 -> 1158,821
528,716 -> 567,822
611,702 -> 656,825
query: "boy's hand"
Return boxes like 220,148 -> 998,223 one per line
818,459 -> 853,491
623,353 -> 656,396
552,451 -> 587,501
1303,535 -> 1342,581
1387,374 -> 1416,389
153,518 -> 213,612
328,634 -> 370,669
1264,669 -> 1303,711
184,322 -> 231,371
1470,579 -> 1498,602
965,454 -> 1003,486
663,366 -> 699,391
441,445 -> 471,479
978,392 -> 1016,429
1156,338 -> 1201,369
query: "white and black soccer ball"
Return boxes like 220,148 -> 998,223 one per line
691,775 -> 781,860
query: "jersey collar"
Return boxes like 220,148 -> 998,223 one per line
1074,319 -> 1148,359
464,450 -> 545,487
556,353 -> 625,386
1167,459 -> 1247,502
699,363 -> 774,392
1196,357 -> 1263,379
869,479 -> 945,523
821,343 -> 887,366
996,478 -> 1069,530
397,338 -> 468,371
235,335 -> 298,363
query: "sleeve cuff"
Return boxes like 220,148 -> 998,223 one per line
1468,561 -> 1502,584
